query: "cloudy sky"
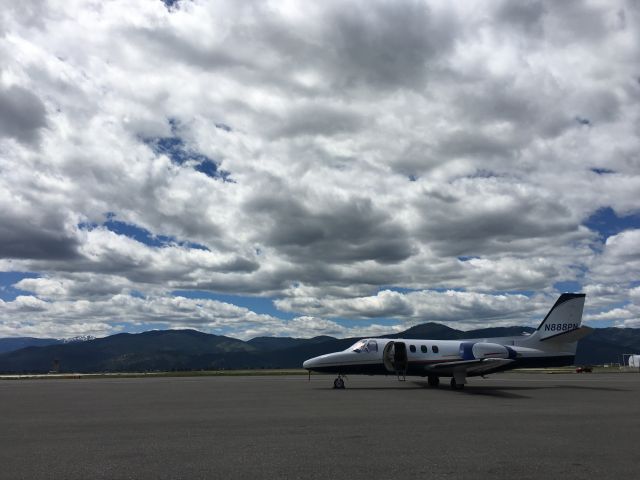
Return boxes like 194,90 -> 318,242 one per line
1,0 -> 639,340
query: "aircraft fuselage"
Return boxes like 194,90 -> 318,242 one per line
303,337 -> 575,377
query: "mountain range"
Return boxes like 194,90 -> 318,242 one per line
1,324 -> 639,373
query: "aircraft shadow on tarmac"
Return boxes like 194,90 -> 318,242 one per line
313,383 -> 533,398
312,384 -> 531,398
311,377 -> 629,400
413,383 -> 534,399
416,383 -> 629,399
316,382 -> 629,400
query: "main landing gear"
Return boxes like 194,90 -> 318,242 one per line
427,375 -> 440,387
333,375 -> 346,389
450,378 -> 464,390
450,376 -> 466,390
427,375 -> 465,389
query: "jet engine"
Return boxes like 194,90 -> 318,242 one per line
459,342 -> 517,361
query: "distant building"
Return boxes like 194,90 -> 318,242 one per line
628,355 -> 640,368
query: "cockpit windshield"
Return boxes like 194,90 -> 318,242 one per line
350,339 -> 378,353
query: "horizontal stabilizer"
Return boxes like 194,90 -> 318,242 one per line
540,325 -> 593,343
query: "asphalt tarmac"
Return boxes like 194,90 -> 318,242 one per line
1,372 -> 639,479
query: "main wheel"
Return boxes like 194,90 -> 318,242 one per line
450,377 -> 464,390
427,375 -> 440,387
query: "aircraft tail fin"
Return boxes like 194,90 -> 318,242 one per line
534,293 -> 586,340
521,294 -> 589,353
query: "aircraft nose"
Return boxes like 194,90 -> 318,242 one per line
303,356 -> 318,369
303,352 -> 345,370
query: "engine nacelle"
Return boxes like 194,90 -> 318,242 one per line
459,342 -> 517,361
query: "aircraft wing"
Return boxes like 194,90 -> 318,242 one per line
425,358 -> 514,376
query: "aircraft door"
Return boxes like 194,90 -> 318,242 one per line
383,341 -> 408,376
393,342 -> 408,375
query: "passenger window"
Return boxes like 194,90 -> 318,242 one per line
409,345 -> 416,353
367,340 -> 378,353
432,345 -> 439,353
421,345 -> 428,353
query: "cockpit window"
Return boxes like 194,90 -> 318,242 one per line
351,340 -> 368,353
351,339 -> 378,353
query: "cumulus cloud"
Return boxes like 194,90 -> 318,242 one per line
587,230 -> 640,284
0,291 -> 405,340
581,230 -> 640,321
0,0 -> 639,337
0,294 -> 278,338
0,85 -> 47,144
275,288 -> 546,327
238,316 -> 404,341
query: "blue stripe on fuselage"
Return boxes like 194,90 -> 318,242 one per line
306,355 -> 575,377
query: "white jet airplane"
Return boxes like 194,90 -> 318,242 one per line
303,293 -> 591,389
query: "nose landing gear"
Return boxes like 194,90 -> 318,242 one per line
333,375 -> 346,389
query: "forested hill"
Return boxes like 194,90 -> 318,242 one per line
1,325 -> 638,373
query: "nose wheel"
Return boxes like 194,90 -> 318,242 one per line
333,375 -> 345,389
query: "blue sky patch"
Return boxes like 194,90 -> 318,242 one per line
553,280 -> 582,293
143,121 -> 231,181
105,218 -> 170,247
194,159 -> 231,181
0,272 -> 40,301
585,207 -> 640,238
152,136 -> 190,164
161,0 -> 180,11
80,215 -> 209,250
